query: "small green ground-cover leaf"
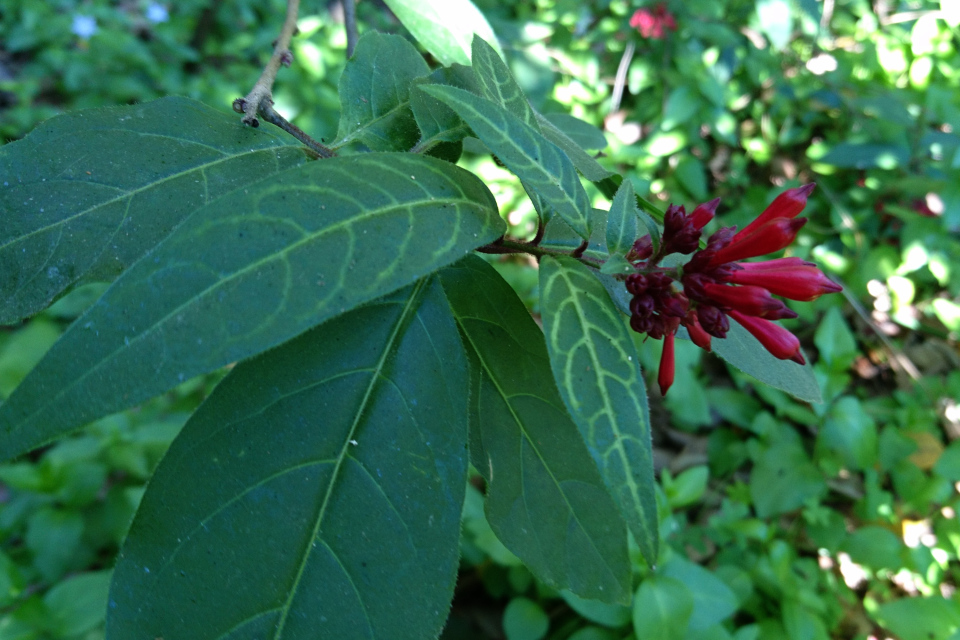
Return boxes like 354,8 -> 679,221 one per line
439,255 -> 631,605
422,85 -> 592,240
333,32 -> 430,152
107,279 -> 468,639
0,153 -> 502,461
0,96 -> 312,325
382,0 -> 502,66
539,256 -> 659,566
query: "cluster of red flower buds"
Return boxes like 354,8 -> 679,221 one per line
621,184 -> 842,395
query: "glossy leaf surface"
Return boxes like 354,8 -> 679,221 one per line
711,319 -> 822,403
439,255 -> 631,605
333,32 -> 429,152
423,85 -> 592,240
0,153 -> 503,460
107,279 -> 468,640
539,256 -> 659,566
381,0 -> 502,66
0,97 -> 312,325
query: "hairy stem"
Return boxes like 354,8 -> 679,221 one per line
236,0 -> 300,126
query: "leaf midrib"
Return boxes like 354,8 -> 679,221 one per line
1,144 -> 301,253
2,193 -> 480,440
543,263 -> 653,541
271,279 -> 427,639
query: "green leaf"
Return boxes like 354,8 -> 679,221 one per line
873,597 -> 960,640
605,180 -> 638,257
0,153 -> 502,460
536,111 -> 612,181
333,32 -> 429,152
44,570 -> 111,637
815,142 -> 910,170
0,96 -> 312,325
599,254 -> 634,276
540,209 -> 608,263
813,307 -> 858,370
749,440 -> 826,517
410,65 -> 477,150
382,0 -> 501,66
817,396 -> 878,470
439,255 -> 631,605
661,557 -> 738,631
841,526 -> 904,571
560,590 -> 632,628
539,256 -> 659,566
633,577 -> 694,640
503,597 -> 550,640
422,85 -> 592,239
107,279 -> 468,639
711,318 -> 823,404
541,113 -> 608,151
471,37 -> 537,129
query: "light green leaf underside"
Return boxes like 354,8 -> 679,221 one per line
422,85 -> 592,240
535,111 -> 612,182
333,32 -> 430,152
539,256 -> 659,567
107,279 -> 468,640
471,37 -> 538,129
0,96 -> 311,325
605,179 -> 638,257
439,255 -> 631,605
710,319 -> 823,403
0,153 -> 503,461
382,0 -> 502,66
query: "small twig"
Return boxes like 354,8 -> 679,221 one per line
259,102 -> 336,158
342,0 -> 358,58
236,0 -> 301,126
610,42 -> 635,113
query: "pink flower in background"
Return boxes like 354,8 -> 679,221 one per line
629,4 -> 677,40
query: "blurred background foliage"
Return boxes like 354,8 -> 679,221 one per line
2,0 -> 960,638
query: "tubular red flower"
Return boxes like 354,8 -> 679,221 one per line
700,282 -> 791,318
729,310 -> 805,364
725,260 -> 843,301
658,332 -> 676,395
708,217 -> 806,266
732,183 -> 815,241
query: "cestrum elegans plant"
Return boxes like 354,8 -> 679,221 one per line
0,6 -> 841,637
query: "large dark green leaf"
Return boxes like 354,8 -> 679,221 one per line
0,153 -> 503,460
422,85 -> 592,240
332,32 -> 429,152
107,278 -> 468,640
439,256 -> 631,605
0,97 -> 312,325
539,256 -> 659,567
470,37 -> 537,129
381,0 -> 501,66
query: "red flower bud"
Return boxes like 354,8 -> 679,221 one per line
729,310 -> 805,364
688,198 -> 720,231
682,311 -> 712,351
725,259 -> 843,301
658,332 -> 676,395
697,305 -> 729,338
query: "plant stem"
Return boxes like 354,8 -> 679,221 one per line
342,0 -> 358,58
259,103 -> 335,158
476,239 -> 601,268
236,0 -> 300,126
